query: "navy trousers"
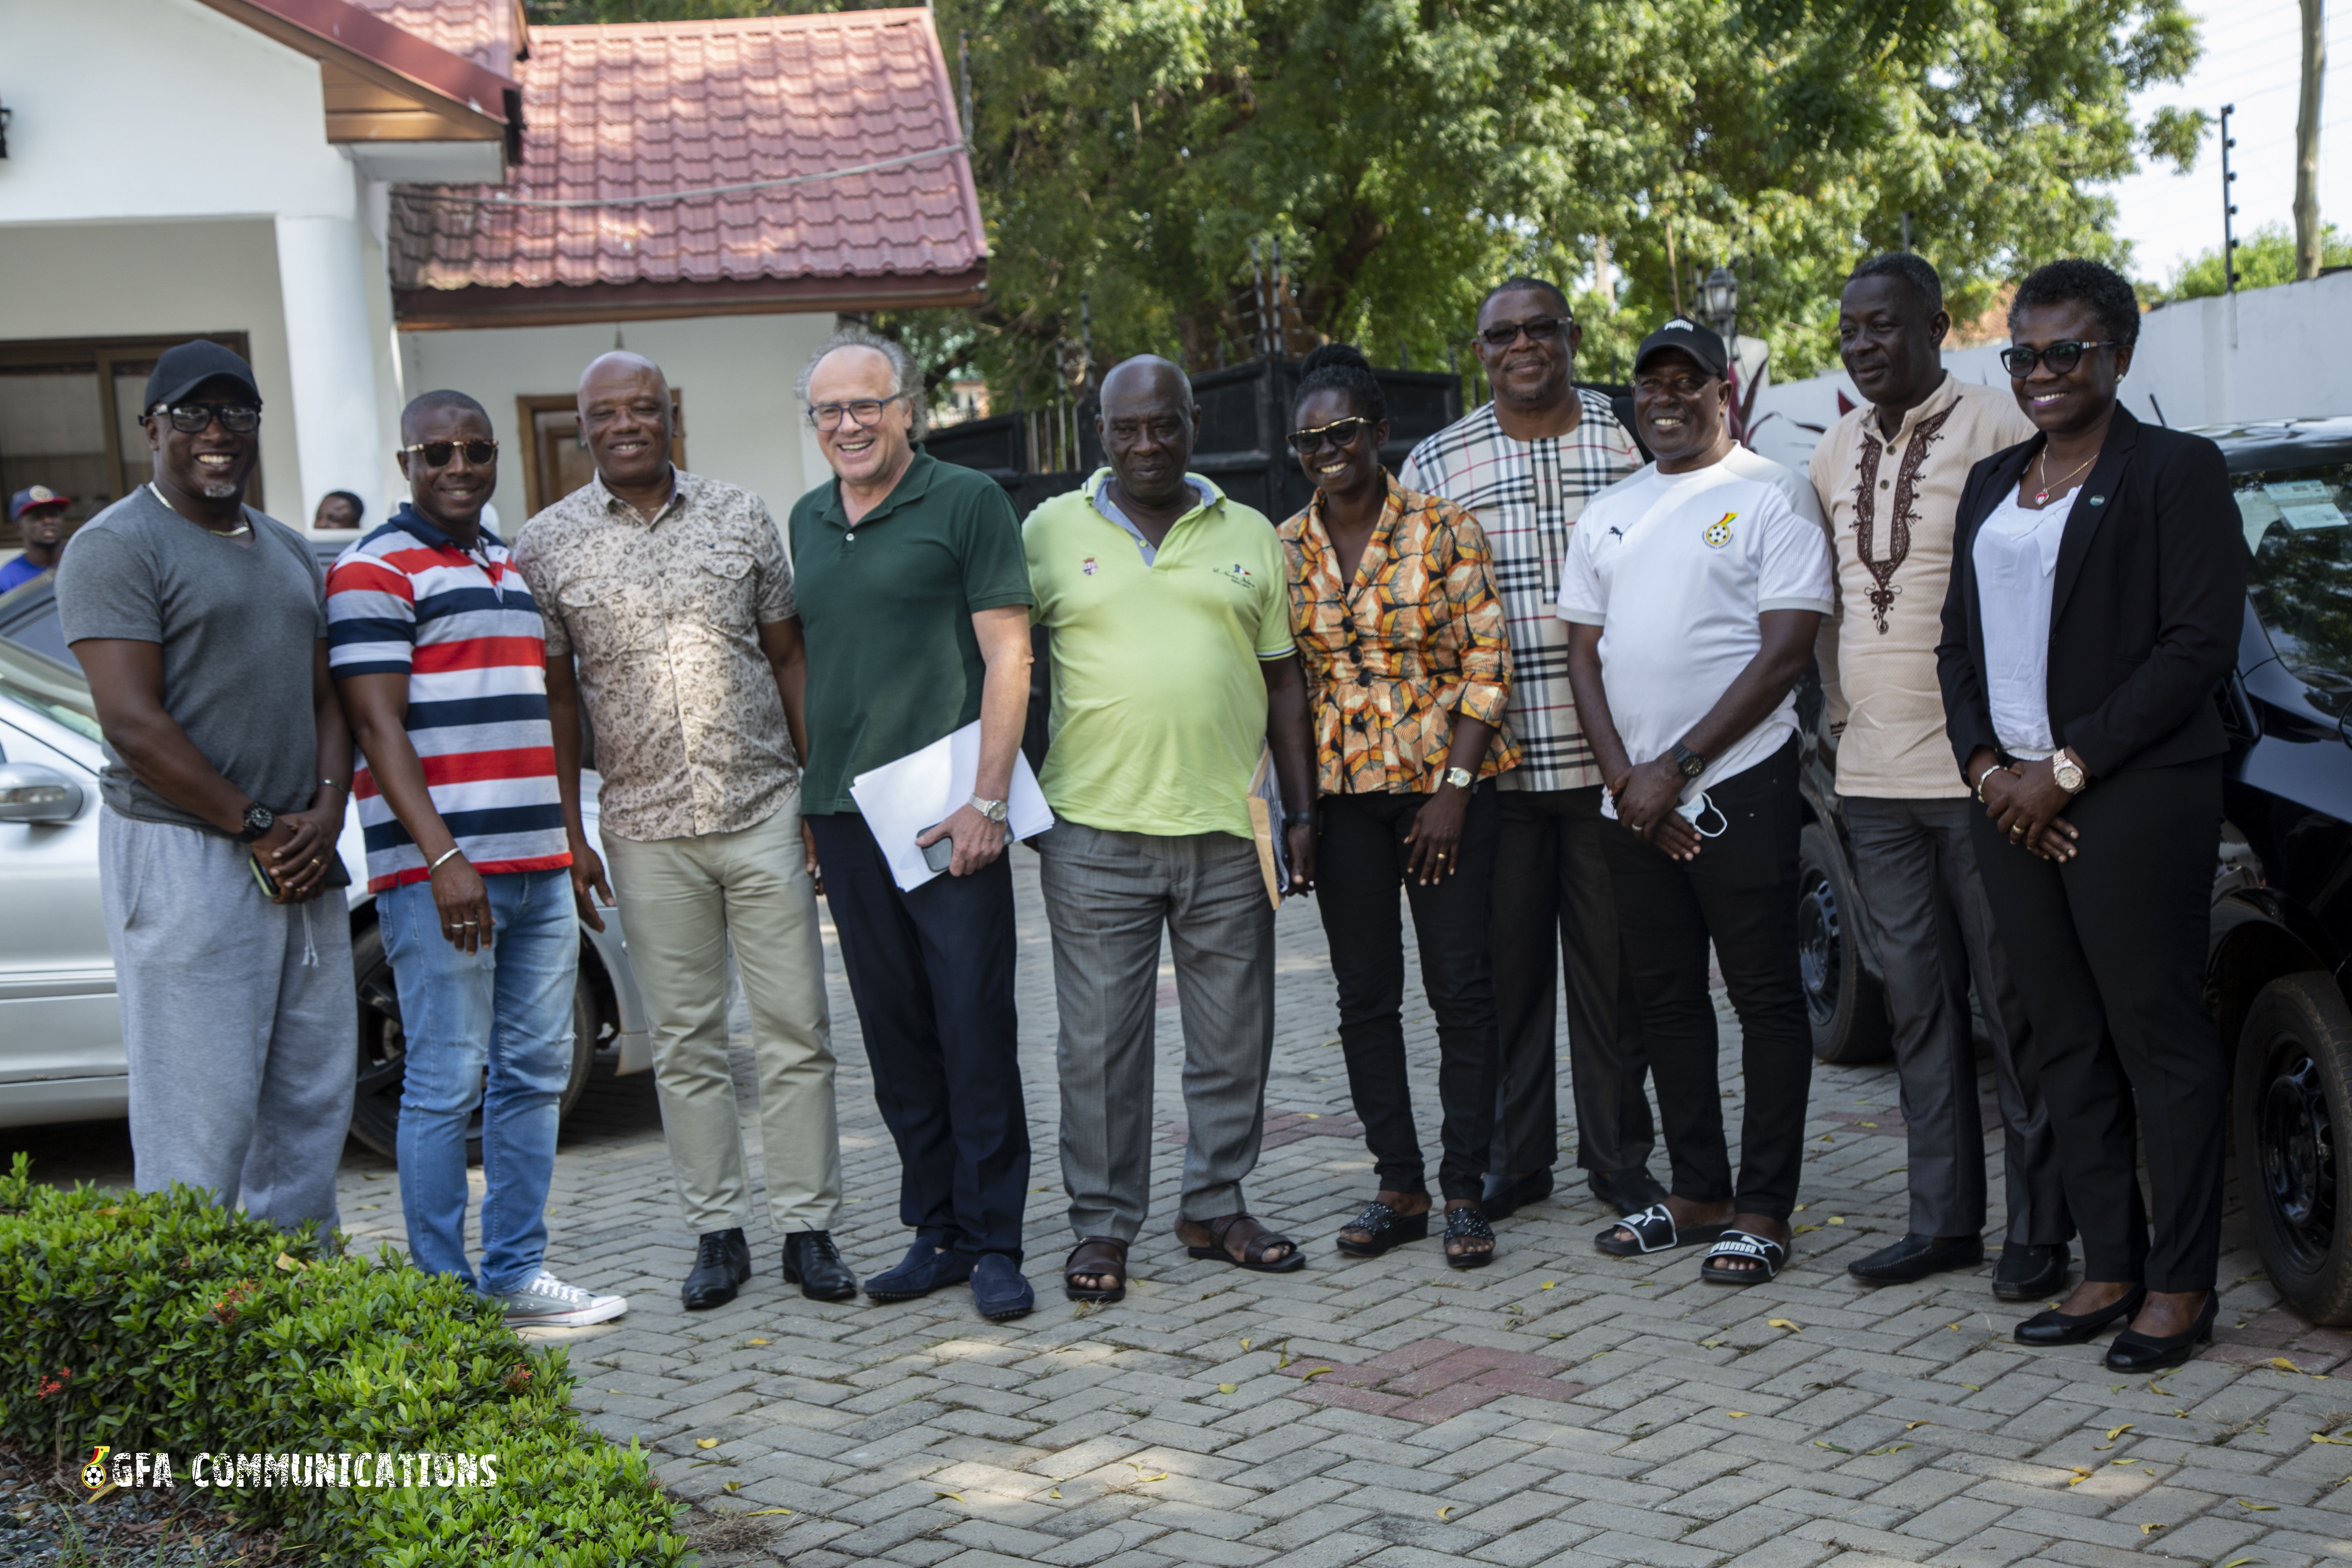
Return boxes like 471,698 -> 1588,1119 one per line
806,813 -> 1030,1261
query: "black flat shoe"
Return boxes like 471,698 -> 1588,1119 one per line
2014,1283 -> 2147,1346
1848,1233 -> 1984,1285
1993,1242 -> 2072,1302
2105,1292 -> 2219,1374
1480,1168 -> 1553,1220
782,1230 -> 858,1302
682,1228 -> 752,1310
1588,1167 -> 1670,1217
1335,1199 -> 1431,1258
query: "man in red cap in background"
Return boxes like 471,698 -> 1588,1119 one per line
1,486 -> 73,594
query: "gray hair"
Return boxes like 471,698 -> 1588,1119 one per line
795,326 -> 927,440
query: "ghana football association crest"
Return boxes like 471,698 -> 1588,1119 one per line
1704,512 -> 1737,548
83,1446 -> 110,1490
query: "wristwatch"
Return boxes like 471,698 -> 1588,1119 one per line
1282,809 -> 1316,829
1670,741 -> 1706,779
2051,748 -> 2089,795
1442,766 -> 1474,791
969,794 -> 1010,824
236,802 -> 275,843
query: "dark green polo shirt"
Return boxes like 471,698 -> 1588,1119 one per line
788,451 -> 1033,815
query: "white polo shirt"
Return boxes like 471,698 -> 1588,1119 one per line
1557,452 -> 1835,801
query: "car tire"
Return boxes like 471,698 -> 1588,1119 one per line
345,922 -> 600,1166
1797,822 -> 1893,1065
2236,971 -> 2352,1325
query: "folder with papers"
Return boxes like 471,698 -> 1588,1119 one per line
847,719 -> 1054,892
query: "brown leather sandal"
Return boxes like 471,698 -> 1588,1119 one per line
1062,1236 -> 1129,1303
1182,1213 -> 1306,1273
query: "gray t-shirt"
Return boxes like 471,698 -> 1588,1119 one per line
55,487 -> 326,833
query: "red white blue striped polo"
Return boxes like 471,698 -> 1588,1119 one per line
325,505 -> 571,891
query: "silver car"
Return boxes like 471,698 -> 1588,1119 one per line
0,584 -> 650,1155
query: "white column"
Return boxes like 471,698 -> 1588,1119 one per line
274,211 -> 385,530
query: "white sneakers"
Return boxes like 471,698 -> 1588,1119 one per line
495,1270 -> 629,1327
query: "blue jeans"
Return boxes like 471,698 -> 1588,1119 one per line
380,869 -> 577,1295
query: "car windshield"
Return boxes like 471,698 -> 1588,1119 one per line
2237,461 -> 2352,716
0,635 -> 101,743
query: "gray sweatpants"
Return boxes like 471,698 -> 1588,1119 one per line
1037,819 -> 1275,1243
100,811 -> 356,1229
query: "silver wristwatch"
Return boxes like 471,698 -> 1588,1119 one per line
969,794 -> 1010,823
2051,749 -> 2087,795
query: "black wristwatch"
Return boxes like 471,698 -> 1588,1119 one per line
1669,742 -> 1706,780
1282,809 -> 1315,829
236,802 -> 276,843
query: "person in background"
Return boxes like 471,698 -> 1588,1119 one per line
328,390 -> 626,1328
2,487 -> 72,594
1399,277 -> 1655,1221
1024,354 -> 1316,1303
1565,319 -> 1833,1286
787,327 -> 1038,1323
54,340 -> 355,1228
521,351 -> 854,1311
313,491 -> 365,532
1938,259 -> 2242,1372
1809,253 -> 2071,1299
1281,343 -> 1517,1270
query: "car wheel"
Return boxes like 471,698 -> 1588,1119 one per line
2236,972 -> 2352,1325
345,923 -> 601,1167
1797,822 -> 1892,1065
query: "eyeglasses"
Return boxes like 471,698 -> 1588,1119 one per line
149,402 -> 261,434
1999,340 -> 2119,377
401,439 -> 499,467
1477,316 -> 1572,350
807,393 -> 910,432
1287,416 -> 1374,454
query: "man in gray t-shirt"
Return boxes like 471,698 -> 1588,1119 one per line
53,340 -> 357,1229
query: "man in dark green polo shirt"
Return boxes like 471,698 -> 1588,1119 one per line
787,327 -> 1038,1323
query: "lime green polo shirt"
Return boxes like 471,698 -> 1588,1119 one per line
1024,470 -> 1292,838
788,451 -> 1033,815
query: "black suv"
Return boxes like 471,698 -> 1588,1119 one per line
1796,416 -> 2352,1322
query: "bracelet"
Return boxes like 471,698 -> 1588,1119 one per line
1281,809 -> 1315,828
428,846 -> 464,872
321,778 -> 347,794
1972,762 -> 2007,804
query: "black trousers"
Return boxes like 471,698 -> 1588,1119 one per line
1315,785 -> 1502,1200
1600,738 -> 1813,1220
1969,757 -> 2226,1293
806,813 -> 1030,1261
1490,784 -> 1654,1177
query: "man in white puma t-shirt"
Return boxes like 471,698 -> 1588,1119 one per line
1559,318 -> 1833,1287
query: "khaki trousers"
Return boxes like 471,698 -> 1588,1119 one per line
602,796 -> 842,1237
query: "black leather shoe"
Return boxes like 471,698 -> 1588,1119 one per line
783,1231 -> 858,1302
2015,1283 -> 2147,1346
1480,1167 -> 1554,1220
2105,1292 -> 2218,1373
1587,1167 -> 1670,1216
682,1228 -> 751,1310
1993,1242 -> 2072,1301
1847,1233 -> 1985,1285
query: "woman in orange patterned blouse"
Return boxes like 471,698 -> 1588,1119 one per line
1277,343 -> 1520,1268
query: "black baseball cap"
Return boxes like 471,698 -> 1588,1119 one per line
1632,318 -> 1729,380
143,341 -> 263,412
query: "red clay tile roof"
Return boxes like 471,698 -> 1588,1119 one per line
344,0 -> 524,75
387,8 -> 986,326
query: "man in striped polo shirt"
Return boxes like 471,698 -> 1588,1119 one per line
326,390 -> 627,1329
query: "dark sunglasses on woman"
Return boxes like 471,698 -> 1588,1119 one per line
1998,340 -> 2118,377
1287,416 -> 1374,454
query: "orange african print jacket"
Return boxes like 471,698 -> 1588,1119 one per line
1277,476 -> 1519,797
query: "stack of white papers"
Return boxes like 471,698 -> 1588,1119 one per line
847,719 -> 1054,891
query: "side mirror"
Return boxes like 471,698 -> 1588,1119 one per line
0,762 -> 86,823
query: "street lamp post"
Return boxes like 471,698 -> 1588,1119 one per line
1699,265 -> 1740,345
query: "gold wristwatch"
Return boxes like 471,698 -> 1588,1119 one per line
2051,748 -> 2088,795
1442,766 -> 1474,790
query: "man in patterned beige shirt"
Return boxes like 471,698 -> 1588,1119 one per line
519,350 -> 856,1310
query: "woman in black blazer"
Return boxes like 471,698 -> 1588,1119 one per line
1936,259 -> 2244,1372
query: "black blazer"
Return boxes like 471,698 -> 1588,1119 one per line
1936,402 -> 2244,781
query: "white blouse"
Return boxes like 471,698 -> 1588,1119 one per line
1972,486 -> 2079,760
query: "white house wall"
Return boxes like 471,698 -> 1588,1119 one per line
401,313 -> 841,535
2127,274 -> 2352,430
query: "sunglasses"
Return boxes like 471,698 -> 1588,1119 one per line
401,439 -> 499,467
1998,340 -> 2119,377
1477,316 -> 1572,349
1287,416 -> 1374,454
807,393 -> 909,432
150,401 -> 261,434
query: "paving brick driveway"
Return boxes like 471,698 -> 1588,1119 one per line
20,850 -> 2352,1568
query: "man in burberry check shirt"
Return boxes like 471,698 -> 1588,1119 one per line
1400,276 -> 1660,1221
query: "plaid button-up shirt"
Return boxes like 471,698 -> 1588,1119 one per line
1399,390 -> 1641,791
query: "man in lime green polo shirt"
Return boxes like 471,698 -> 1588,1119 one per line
1025,355 -> 1316,1304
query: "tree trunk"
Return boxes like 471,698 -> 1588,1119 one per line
2296,0 -> 2326,280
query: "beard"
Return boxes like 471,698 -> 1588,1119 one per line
199,480 -> 239,500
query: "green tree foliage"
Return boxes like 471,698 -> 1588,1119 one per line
2163,221 -> 2352,300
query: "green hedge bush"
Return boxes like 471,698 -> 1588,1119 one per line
0,1156 -> 690,1566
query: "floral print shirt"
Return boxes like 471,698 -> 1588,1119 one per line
1277,476 -> 1519,796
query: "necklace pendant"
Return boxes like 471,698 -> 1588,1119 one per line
2034,490 -> 2050,505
